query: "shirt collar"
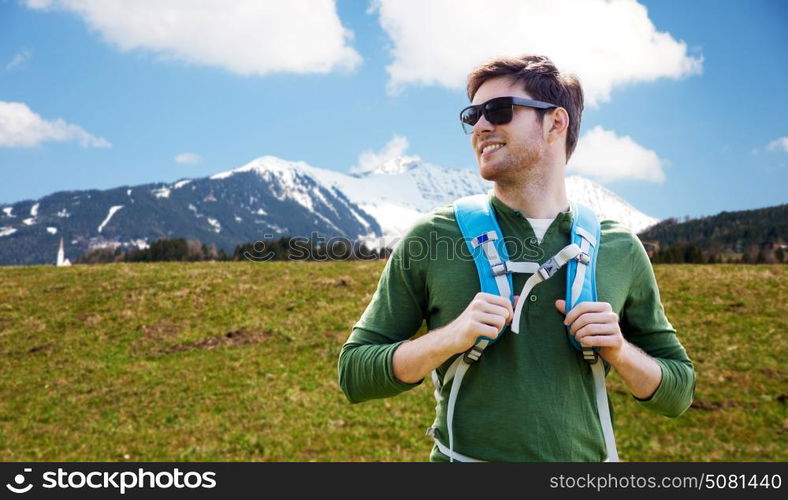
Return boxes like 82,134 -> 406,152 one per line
488,191 -> 574,234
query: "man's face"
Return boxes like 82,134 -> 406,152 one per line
470,77 -> 548,183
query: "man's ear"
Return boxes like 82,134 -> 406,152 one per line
546,107 -> 569,144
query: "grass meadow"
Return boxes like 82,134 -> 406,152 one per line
0,261 -> 785,461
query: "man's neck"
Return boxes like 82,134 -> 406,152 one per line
492,164 -> 569,219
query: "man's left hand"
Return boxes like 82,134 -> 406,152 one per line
555,299 -> 626,365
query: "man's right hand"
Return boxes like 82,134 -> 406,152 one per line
442,292 -> 516,353
392,293 -> 517,384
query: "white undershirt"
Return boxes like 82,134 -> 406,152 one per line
526,217 -> 555,245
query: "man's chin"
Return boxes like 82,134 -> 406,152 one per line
479,162 -> 505,181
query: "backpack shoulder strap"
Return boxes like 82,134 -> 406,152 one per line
453,194 -> 514,343
565,201 -> 601,359
434,193 -> 515,462
565,202 -> 619,462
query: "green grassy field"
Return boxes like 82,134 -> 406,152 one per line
0,262 -> 785,461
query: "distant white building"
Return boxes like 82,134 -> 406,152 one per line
56,237 -> 71,267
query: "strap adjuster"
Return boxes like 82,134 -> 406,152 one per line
490,261 -> 508,277
471,231 -> 497,248
576,252 -> 591,265
537,257 -> 560,280
463,345 -> 484,364
583,347 -> 598,364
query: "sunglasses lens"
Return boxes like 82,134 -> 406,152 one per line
460,98 -> 516,134
484,100 -> 513,125
460,106 -> 481,134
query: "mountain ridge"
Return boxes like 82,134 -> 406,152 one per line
214,155 -> 660,245
0,155 -> 660,265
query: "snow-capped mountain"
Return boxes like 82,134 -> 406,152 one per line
216,156 -> 492,247
564,176 -> 660,233
0,155 -> 659,265
214,155 -> 658,247
0,161 -> 380,266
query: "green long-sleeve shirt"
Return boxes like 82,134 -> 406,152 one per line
338,194 -> 695,461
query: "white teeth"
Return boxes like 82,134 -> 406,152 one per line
481,143 -> 504,154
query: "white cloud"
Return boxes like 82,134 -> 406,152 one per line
567,126 -> 665,183
0,101 -> 111,148
24,0 -> 361,76
175,152 -> 202,164
766,137 -> 788,153
372,0 -> 702,104
6,49 -> 33,71
351,135 -> 420,175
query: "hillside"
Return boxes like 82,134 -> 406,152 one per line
0,261 -> 784,461
638,203 -> 787,263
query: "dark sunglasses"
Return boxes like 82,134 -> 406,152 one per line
460,96 -> 558,134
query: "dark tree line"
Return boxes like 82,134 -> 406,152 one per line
77,237 -> 392,264
639,204 -> 786,264
233,237 -> 391,262
644,241 -> 786,264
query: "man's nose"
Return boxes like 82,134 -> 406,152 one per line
473,113 -> 494,134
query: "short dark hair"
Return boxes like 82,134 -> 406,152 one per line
466,55 -> 584,160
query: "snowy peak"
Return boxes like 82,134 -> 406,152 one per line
210,156 -> 358,222
211,155 -> 310,180
565,176 -> 659,232
350,156 -> 420,177
212,154 -> 659,245
207,154 -> 659,238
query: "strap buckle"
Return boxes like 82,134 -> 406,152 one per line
583,347 -> 598,364
537,257 -> 560,280
576,252 -> 591,265
490,261 -> 508,277
463,345 -> 485,364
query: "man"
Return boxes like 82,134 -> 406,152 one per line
338,55 -> 695,462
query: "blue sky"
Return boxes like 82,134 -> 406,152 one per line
0,0 -> 786,220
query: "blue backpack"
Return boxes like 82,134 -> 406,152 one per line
427,194 -> 618,462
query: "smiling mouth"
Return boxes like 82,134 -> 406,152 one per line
481,143 -> 504,156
